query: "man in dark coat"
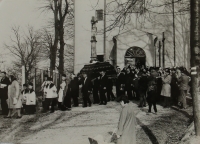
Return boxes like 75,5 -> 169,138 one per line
116,68 -> 125,98
0,72 -> 10,115
138,70 -> 148,107
92,75 -> 100,104
81,73 -> 92,107
147,68 -> 158,114
125,68 -> 134,100
99,70 -> 108,105
69,74 -> 80,107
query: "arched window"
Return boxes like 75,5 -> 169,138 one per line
125,46 -> 146,58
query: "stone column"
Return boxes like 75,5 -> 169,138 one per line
90,16 -> 98,62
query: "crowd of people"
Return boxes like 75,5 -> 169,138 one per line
0,64 -> 191,119
115,65 -> 191,113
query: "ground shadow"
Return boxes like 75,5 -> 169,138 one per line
136,118 -> 159,144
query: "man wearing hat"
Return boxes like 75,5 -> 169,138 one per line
69,73 -> 80,107
99,70 -> 108,105
116,68 -> 125,98
81,73 -> 92,107
0,72 -> 10,115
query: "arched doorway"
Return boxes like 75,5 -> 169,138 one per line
125,46 -> 146,68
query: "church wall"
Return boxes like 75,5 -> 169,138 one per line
115,30 -> 155,69
74,0 -> 104,74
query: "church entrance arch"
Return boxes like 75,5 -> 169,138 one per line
124,46 -> 146,68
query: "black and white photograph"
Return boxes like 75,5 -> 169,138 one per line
0,0 -> 199,144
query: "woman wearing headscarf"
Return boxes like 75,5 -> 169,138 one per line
5,75 -> 22,119
116,96 -> 137,144
160,68 -> 172,108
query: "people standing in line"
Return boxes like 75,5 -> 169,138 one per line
138,70 -> 148,107
58,74 -> 67,110
99,70 -> 108,105
25,82 -> 36,114
45,77 -> 58,113
116,96 -> 137,144
107,77 -> 115,101
81,73 -> 92,107
21,84 -> 28,114
176,67 -> 190,109
5,75 -> 22,119
125,68 -> 134,100
0,72 -> 10,115
92,74 -> 100,104
147,68 -> 158,114
116,67 -> 125,98
69,74 -> 80,107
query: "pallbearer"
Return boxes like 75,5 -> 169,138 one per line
81,73 -> 92,107
99,70 -> 108,105
116,67 -> 125,98
69,74 -> 80,107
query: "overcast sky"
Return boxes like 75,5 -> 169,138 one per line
0,0 -> 51,67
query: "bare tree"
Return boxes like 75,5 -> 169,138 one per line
90,0 -> 190,33
40,0 -> 74,75
4,26 -> 43,82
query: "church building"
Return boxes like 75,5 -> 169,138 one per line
74,0 -> 190,74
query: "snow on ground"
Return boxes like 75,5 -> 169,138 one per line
0,101 -> 193,144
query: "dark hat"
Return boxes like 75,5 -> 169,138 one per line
165,68 -> 170,74
47,77 -> 52,81
28,82 -> 33,86
1,71 -> 6,75
62,74 -> 66,77
23,83 -> 28,87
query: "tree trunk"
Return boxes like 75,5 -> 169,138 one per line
50,0 -> 59,77
50,44 -> 57,76
190,0 -> 200,136
58,26 -> 65,74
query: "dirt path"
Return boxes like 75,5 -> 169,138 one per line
0,101 -> 193,144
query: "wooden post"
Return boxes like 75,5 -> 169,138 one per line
154,37 -> 158,67
159,41 -> 161,67
190,0 -> 200,136
172,0 -> 176,66
162,32 -> 165,68
104,0 -> 106,61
